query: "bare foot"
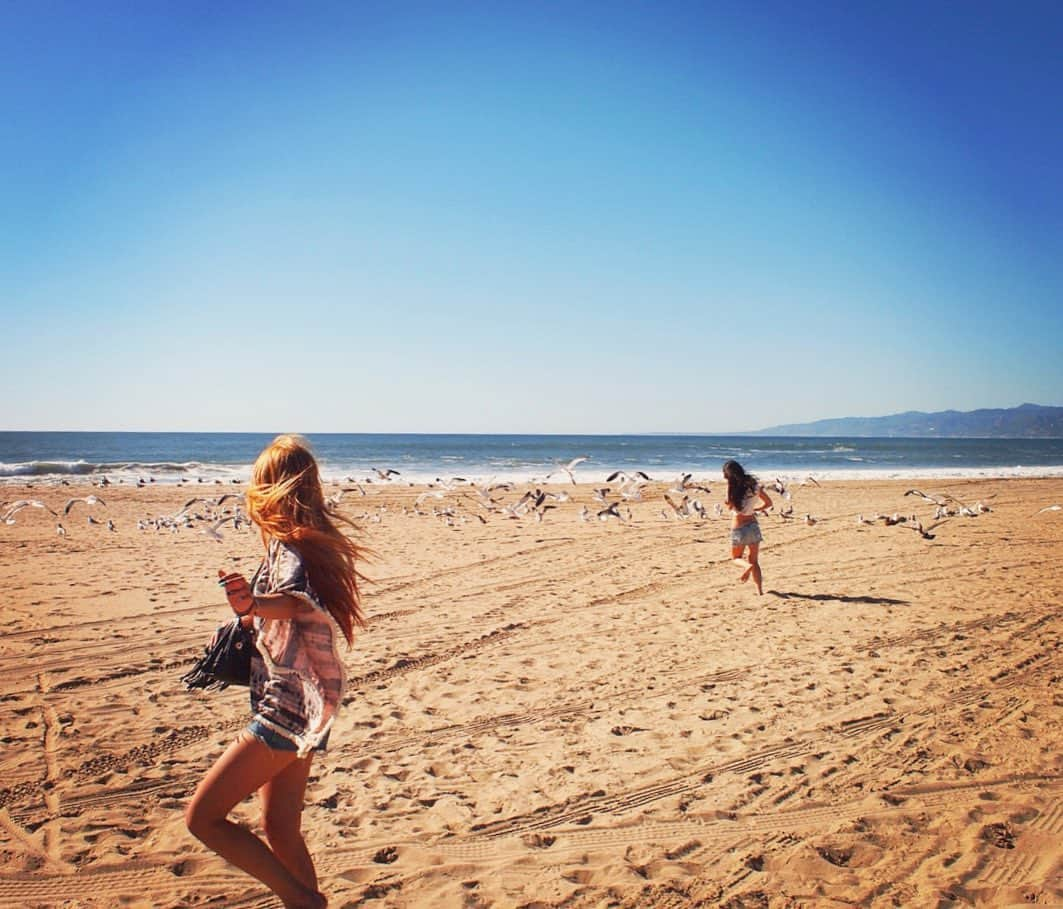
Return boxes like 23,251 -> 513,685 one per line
739,567 -> 753,583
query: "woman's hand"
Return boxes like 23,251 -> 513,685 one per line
218,569 -> 255,616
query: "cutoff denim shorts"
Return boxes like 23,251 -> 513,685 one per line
730,520 -> 763,547
247,719 -> 330,753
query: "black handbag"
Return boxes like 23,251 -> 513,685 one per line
182,617 -> 256,690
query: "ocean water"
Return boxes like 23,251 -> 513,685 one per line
2,432 -> 1063,486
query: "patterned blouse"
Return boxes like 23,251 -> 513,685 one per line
248,539 -> 346,757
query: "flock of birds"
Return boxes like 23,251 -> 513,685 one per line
3,457 -> 1061,543
0,491 -> 254,542
851,489 -> 998,540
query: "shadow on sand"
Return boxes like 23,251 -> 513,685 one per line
766,590 -> 910,606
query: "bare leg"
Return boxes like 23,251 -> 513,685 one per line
747,543 -> 763,595
186,733 -> 325,909
731,545 -> 753,582
262,750 -> 318,893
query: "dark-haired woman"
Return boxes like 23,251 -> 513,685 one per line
723,459 -> 772,595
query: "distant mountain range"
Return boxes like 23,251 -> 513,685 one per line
752,403 -> 1063,438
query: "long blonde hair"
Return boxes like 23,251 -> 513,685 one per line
246,435 -> 367,645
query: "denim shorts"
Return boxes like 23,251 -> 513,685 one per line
247,719 -> 330,753
730,520 -> 763,547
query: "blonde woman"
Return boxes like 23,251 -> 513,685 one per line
185,435 -> 367,908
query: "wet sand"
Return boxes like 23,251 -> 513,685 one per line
0,476 -> 1060,907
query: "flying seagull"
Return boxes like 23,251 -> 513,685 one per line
671,473 -> 711,494
63,495 -> 107,516
900,518 -> 946,540
2,500 -> 60,523
548,456 -> 589,485
202,516 -> 236,542
606,470 -> 651,484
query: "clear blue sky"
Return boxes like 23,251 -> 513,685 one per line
3,0 -> 1061,432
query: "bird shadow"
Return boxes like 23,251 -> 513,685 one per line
766,590 -> 910,606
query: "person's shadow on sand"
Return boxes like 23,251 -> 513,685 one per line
766,590 -> 909,606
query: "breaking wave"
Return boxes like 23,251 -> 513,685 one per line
0,460 -> 246,482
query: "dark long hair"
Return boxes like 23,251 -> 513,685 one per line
723,459 -> 758,509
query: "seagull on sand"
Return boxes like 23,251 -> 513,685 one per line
1035,504 -> 1062,514
547,456 -> 589,485
63,495 -> 106,516
56,522 -> 66,536
2,500 -> 59,523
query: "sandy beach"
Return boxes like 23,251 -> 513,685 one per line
0,475 -> 1060,908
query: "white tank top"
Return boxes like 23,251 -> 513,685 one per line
737,485 -> 761,516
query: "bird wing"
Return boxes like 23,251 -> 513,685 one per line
2,502 -> 27,521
